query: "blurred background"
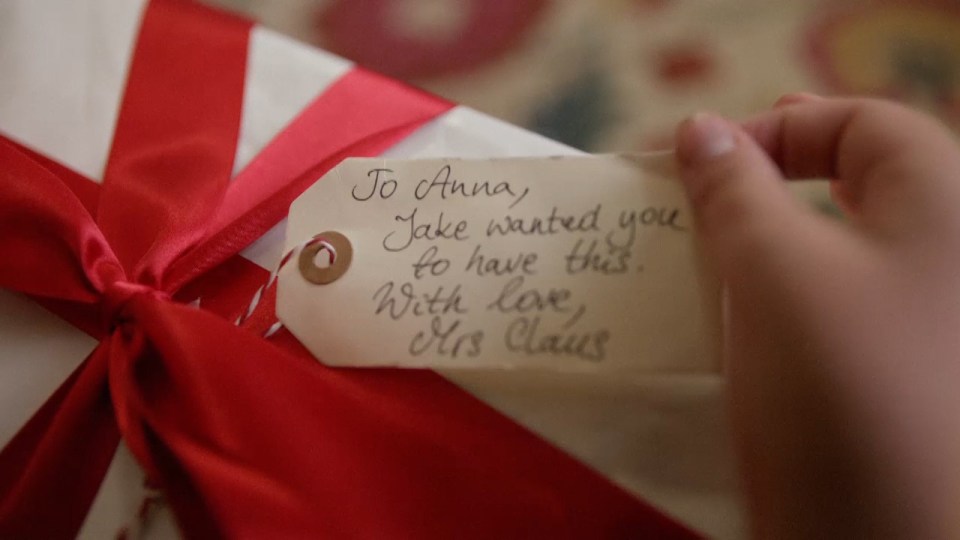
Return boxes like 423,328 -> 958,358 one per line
204,0 -> 960,154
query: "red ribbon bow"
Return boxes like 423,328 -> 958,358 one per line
0,0 -> 697,537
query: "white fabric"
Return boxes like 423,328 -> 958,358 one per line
0,3 -> 742,538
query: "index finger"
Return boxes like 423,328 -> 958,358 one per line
742,97 -> 960,237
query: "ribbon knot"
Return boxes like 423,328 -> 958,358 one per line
100,280 -> 170,331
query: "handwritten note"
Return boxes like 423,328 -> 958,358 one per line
277,154 -> 719,373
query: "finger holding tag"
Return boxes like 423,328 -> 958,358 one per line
278,154 -> 719,373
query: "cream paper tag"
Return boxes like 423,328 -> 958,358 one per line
277,154 -> 719,373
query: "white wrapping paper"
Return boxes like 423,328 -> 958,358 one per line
0,1 -> 742,537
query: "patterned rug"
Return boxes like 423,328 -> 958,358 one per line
208,0 -> 960,153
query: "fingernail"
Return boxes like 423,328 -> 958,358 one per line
677,112 -> 736,165
774,92 -> 822,108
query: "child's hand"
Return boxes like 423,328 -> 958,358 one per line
675,95 -> 960,539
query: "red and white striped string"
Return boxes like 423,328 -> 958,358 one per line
233,234 -> 337,337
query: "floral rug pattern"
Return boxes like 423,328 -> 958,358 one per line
190,2 -> 960,533
210,0 -> 960,153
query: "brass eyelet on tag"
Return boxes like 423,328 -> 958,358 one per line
299,231 -> 352,285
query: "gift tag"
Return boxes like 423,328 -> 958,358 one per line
277,154 -> 719,373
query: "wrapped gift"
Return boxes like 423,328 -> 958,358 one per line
0,0 -> 741,537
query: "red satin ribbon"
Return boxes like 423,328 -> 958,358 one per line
0,0 -> 698,538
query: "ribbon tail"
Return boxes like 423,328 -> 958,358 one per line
0,345 -> 121,539
110,298 -> 698,539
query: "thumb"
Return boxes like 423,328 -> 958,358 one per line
674,113 -> 815,279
